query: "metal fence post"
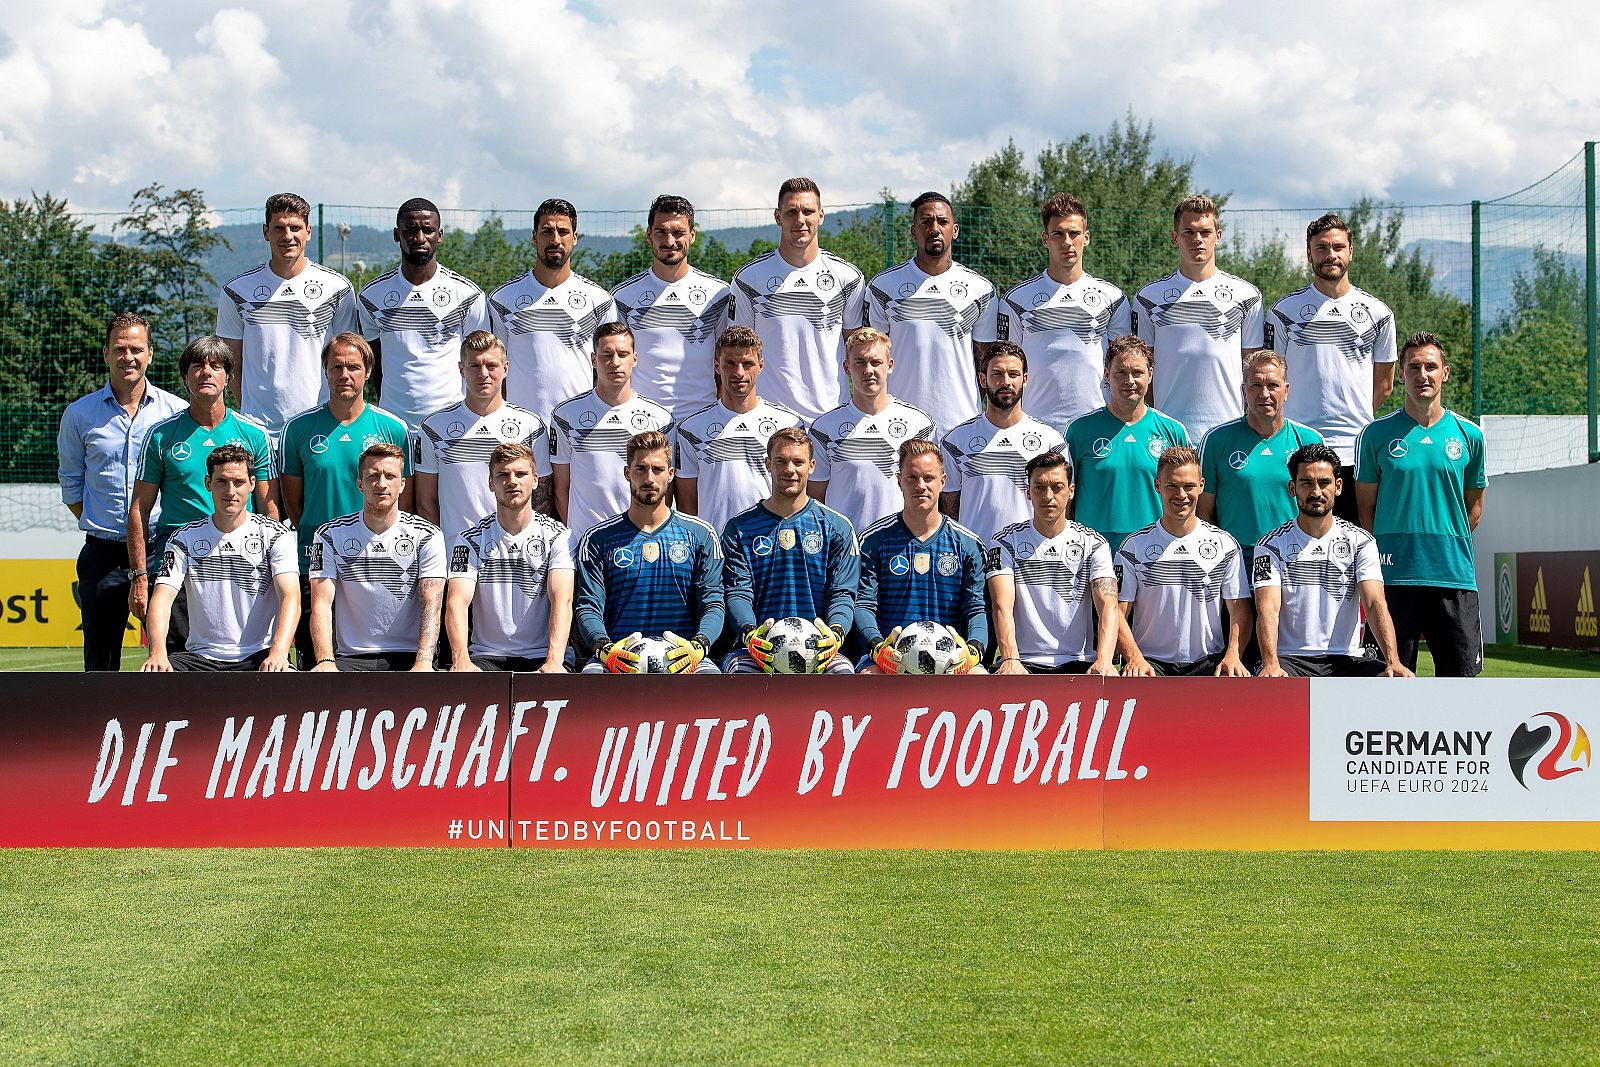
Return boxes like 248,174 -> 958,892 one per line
317,203 -> 325,265
1471,200 -> 1482,421
882,198 -> 896,272
1586,142 -> 1597,462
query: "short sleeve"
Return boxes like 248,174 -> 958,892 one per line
995,299 -> 1018,345
1116,549 -> 1138,603
1107,293 -> 1133,339
1087,537 -> 1114,582
310,526 -> 336,581
331,288 -> 360,337
526,420 -> 552,477
138,425 -> 167,485
414,425 -> 440,475
1221,541 -> 1249,601
551,415 -> 573,465
807,426 -> 832,481
154,540 -> 188,589
1353,535 -> 1383,585
250,428 -> 276,481
983,533 -> 1013,578
1355,425 -> 1381,484
939,440 -> 964,492
1252,544 -> 1283,590
215,286 -> 243,341
418,527 -> 447,580
281,418 -> 306,478
269,526 -> 298,577
464,292 -> 492,337
971,287 -> 999,343
673,427 -> 701,478
1465,424 -> 1487,490
1373,309 -> 1398,364
1241,288 -> 1264,347
447,533 -> 479,582
547,528 -> 575,572
843,271 -> 868,332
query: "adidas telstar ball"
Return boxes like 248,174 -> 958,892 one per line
893,621 -> 962,676
623,635 -> 676,674
766,617 -> 824,674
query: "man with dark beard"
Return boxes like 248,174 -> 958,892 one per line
938,342 -> 1065,545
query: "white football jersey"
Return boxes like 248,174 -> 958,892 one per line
986,519 -> 1114,665
1116,519 -> 1248,664
311,511 -> 446,655
672,398 -> 804,536
155,514 -> 297,660
487,271 -> 618,421
1253,517 -> 1382,657
216,262 -> 359,433
996,272 -> 1131,434
1268,285 -> 1397,464
449,513 -> 574,659
940,413 -> 1065,546
808,397 -> 936,535
357,265 -> 491,432
611,266 -> 731,419
866,259 -> 999,436
550,390 -> 673,540
728,250 -> 866,423
1133,270 -> 1264,443
415,401 -> 550,543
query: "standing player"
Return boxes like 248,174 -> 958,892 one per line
357,197 -> 491,432
673,326 -> 804,536
987,452 -> 1118,675
996,192 -> 1130,434
488,198 -> 618,421
141,446 -> 298,672
611,195 -> 731,420
1255,444 -> 1412,678
866,191 -> 999,436
309,443 -> 445,671
808,328 -> 936,534
217,192 -> 359,435
1134,194 -> 1263,442
1269,213 -> 1398,520
415,331 -> 549,544
1116,446 -> 1253,677
1064,336 -> 1190,552
574,431 -> 723,674
939,342 -> 1065,545
856,440 -> 987,675
728,177 -> 865,422
722,428 -> 859,674
550,323 -> 673,540
1356,332 -> 1487,677
1198,350 -> 1323,549
58,312 -> 185,670
445,444 -> 574,673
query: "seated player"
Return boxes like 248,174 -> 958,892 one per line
309,443 -> 446,671
141,445 -> 298,672
987,452 -> 1118,675
1254,444 -> 1412,678
1116,446 -> 1253,677
722,428 -> 859,674
445,443 -> 575,673
856,439 -> 987,675
574,431 -> 724,673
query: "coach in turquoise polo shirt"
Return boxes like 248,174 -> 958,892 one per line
1199,350 -> 1323,548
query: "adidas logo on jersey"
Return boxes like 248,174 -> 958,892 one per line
1174,545 -> 1189,554
410,293 -> 424,301
338,432 -> 351,442
665,292 -> 681,301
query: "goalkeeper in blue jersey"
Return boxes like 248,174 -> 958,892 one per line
857,439 -> 988,674
722,427 -> 860,673
574,430 -> 724,673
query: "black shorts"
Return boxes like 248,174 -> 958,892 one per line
1022,660 -> 1095,675
169,649 -> 270,672
335,652 -> 420,672
1276,653 -> 1386,678
1147,652 -> 1227,677
1385,586 -> 1484,678
471,654 -> 549,672
1333,464 -> 1360,524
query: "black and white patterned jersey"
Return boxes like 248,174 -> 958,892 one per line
672,398 -> 804,536
940,412 -> 1065,546
155,514 -> 297,660
357,265 -> 490,432
986,519 -> 1114,666
611,266 -> 731,420
1116,519 -> 1248,664
1133,270 -> 1263,443
487,271 -> 618,421
996,271 -> 1131,434
414,400 -> 549,543
550,389 -> 673,540
448,512 -> 574,659
1253,517 -> 1383,657
808,396 -> 935,535
311,511 -> 446,655
1268,285 -> 1397,464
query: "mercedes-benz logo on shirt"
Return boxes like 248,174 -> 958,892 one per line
612,547 -> 635,568
1229,451 -> 1249,470
1092,438 -> 1112,458
889,554 -> 910,575
171,442 -> 192,461
310,435 -> 329,454
898,283 -> 916,298
253,285 -> 273,301
1388,440 -> 1409,458
194,539 -> 212,555
385,291 -> 402,308
753,536 -> 774,557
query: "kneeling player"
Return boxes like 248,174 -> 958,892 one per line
987,452 -> 1118,675
574,431 -> 724,673
1254,444 -> 1412,677
723,428 -> 858,673
857,439 -> 987,675
1117,446 -> 1253,677
445,444 -> 574,672
309,443 -> 446,671
142,445 -> 298,671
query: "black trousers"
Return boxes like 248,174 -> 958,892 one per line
77,535 -> 133,671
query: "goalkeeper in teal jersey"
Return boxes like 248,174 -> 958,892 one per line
1064,335 -> 1189,552
722,428 -> 858,673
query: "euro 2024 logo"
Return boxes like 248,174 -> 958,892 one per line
1507,712 -> 1591,789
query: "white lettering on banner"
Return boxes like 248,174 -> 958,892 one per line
890,698 -> 1144,790
1309,678 -> 1599,821
89,718 -> 191,805
524,819 -> 751,843
798,712 -> 872,796
591,716 -> 772,806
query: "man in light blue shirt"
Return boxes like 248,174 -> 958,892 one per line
57,312 -> 185,670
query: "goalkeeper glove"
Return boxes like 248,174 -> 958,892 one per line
871,626 -> 903,675
813,619 -> 844,672
744,619 -> 777,674
944,625 -> 982,675
600,633 -> 643,674
662,631 -> 708,675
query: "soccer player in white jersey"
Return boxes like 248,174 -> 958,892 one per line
611,195 -> 731,419
1134,194 -> 1263,443
1116,446 -> 1253,677
488,198 -> 618,421
415,331 -> 549,543
808,328 -> 936,534
996,192 -> 1131,434
728,177 -> 866,422
940,342 -> 1065,546
217,192 -> 359,435
551,322 -> 673,540
673,326 -> 805,535
309,443 -> 445,672
1254,443 -> 1411,678
358,197 -> 491,432
987,451 -> 1118,675
1268,213 -> 1397,521
446,443 -> 574,673
867,192 -> 1000,435
141,446 -> 299,672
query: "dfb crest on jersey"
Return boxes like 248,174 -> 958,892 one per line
567,292 -> 587,309
501,419 -> 520,437
1198,540 -> 1218,560
642,541 -> 660,563
1022,432 -> 1042,452
1083,289 -> 1102,308
1066,542 -> 1084,563
1213,285 -> 1232,303
1147,438 -> 1165,457
1445,438 -> 1464,460
244,534 -> 263,556
888,419 -> 907,438
913,552 -> 931,574
1351,303 -> 1371,324
758,418 -> 777,436
938,552 -> 959,576
432,287 -> 451,307
816,272 -> 836,291
802,531 -> 823,554
303,281 -> 324,301
631,409 -> 653,430
688,287 -> 706,305
1332,538 -> 1353,561
450,545 -> 470,572
396,536 -> 416,556
778,529 -> 796,551
949,282 -> 968,301
668,542 -> 690,564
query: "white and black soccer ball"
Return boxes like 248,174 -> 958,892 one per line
623,634 -> 676,674
766,617 -> 824,675
893,621 -> 962,676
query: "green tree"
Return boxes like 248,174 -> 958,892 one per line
432,216 -> 540,295
117,184 -> 228,356
1480,247 -> 1586,414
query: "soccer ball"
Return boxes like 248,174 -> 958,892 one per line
893,621 -> 962,676
623,634 -> 676,674
766,617 -> 824,674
